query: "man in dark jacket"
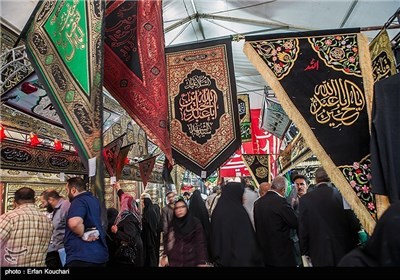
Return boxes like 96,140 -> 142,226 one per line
298,167 -> 360,266
254,176 -> 298,267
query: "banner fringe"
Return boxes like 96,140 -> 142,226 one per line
244,41 -> 376,234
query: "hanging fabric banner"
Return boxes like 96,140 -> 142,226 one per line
103,133 -> 125,177
277,133 -> 312,175
103,0 -> 173,164
237,94 -> 252,142
139,155 -> 157,188
24,0 -> 104,169
166,38 -> 241,178
250,109 -> 282,178
244,29 -> 376,233
220,150 -> 251,178
116,144 -> 132,181
371,73 -> 400,203
369,29 -> 397,82
242,154 -> 271,186
23,0 -> 105,210
260,96 -> 291,139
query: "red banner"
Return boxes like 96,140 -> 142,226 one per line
103,0 -> 172,164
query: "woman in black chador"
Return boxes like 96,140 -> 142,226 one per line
339,201 -> 400,267
111,183 -> 144,267
210,181 -> 263,266
141,193 -> 160,267
189,189 -> 211,257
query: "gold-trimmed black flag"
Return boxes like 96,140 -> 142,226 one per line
244,29 -> 376,233
242,154 -> 271,186
166,38 -> 241,178
369,29 -> 397,82
238,94 -> 252,142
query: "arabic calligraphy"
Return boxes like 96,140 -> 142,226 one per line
175,69 -> 224,144
372,52 -> 392,81
73,103 -> 93,134
187,122 -> 213,138
304,58 -> 319,71
1,147 -> 32,163
179,88 -> 218,123
184,75 -> 211,90
255,166 -> 268,179
32,95 -> 62,123
49,155 -> 69,167
240,123 -> 251,139
238,100 -> 247,119
310,78 -> 365,128
52,0 -> 85,61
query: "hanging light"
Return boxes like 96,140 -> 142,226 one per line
21,82 -> 38,94
54,138 -> 63,151
29,132 -> 41,146
0,125 -> 6,141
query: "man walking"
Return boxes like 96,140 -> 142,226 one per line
64,177 -> 108,267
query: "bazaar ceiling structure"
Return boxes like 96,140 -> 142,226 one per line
2,0 -> 399,108
0,0 -> 399,171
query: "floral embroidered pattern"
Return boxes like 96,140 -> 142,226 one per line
309,34 -> 361,76
340,157 -> 376,219
250,39 -> 299,80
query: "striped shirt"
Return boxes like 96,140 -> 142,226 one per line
0,203 -> 53,267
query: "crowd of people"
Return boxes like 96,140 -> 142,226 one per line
1,167 -> 399,268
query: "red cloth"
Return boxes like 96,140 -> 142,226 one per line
220,148 -> 251,177
220,110 -> 282,178
104,0 -> 172,164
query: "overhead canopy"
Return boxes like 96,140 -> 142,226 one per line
2,0 -> 399,110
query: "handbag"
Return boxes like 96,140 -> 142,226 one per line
115,240 -> 137,264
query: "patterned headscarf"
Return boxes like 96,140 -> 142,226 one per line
115,193 -> 142,230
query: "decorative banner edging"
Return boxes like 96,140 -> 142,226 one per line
244,29 -> 376,233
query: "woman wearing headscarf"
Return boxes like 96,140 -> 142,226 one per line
189,189 -> 211,258
111,183 -> 144,267
162,198 -> 208,267
338,201 -> 400,266
141,193 -> 160,267
210,181 -> 264,267
106,207 -> 119,267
